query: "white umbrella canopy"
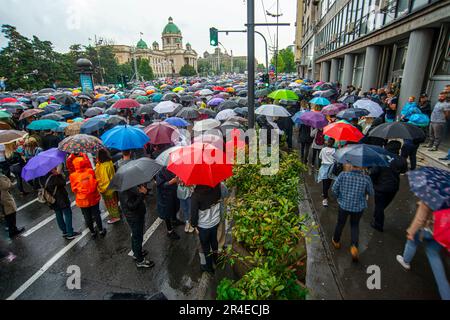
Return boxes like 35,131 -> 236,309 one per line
199,89 -> 214,96
155,145 -> 183,166
255,104 -> 291,117
154,101 -> 180,114
193,119 -> 221,132
353,99 -> 384,117
215,109 -> 237,121
193,134 -> 224,150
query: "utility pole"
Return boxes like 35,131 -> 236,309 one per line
94,35 -> 104,85
276,0 -> 279,80
217,48 -> 220,75
247,0 -> 255,129
231,50 -> 234,74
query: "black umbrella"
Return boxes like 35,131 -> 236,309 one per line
234,107 -> 248,117
137,104 -> 157,116
198,108 -> 217,118
237,90 -> 248,97
337,108 -> 370,120
77,94 -> 93,100
236,98 -> 248,107
368,122 -> 426,140
176,107 -> 200,120
54,94 -> 76,106
107,115 -> 127,126
105,107 -> 119,115
255,88 -> 271,98
109,158 -> 162,192
162,93 -> 181,102
41,113 -> 64,121
218,100 -> 239,111
38,88 -> 56,94
338,95 -> 359,104
54,110 -> 74,118
180,95 -> 195,102
84,107 -> 104,117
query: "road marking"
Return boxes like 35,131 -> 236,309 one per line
128,218 -> 163,257
21,201 -> 77,238
17,181 -> 71,213
7,212 -> 107,300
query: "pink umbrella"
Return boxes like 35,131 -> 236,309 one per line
144,122 -> 179,145
112,99 -> 140,109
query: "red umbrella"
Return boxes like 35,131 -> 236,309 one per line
144,122 -> 179,145
167,142 -> 233,187
213,86 -> 225,92
112,99 -> 140,109
323,122 -> 364,142
0,97 -> 18,104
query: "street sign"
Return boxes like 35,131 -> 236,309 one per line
269,64 -> 275,72
80,74 -> 94,92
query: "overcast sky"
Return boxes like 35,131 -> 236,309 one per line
0,0 -> 297,65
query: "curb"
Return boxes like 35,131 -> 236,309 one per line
301,177 -> 345,300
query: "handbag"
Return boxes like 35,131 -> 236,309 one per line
37,176 -> 57,205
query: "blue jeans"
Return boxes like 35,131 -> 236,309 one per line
180,198 -> 191,222
403,230 -> 450,300
54,207 -> 74,236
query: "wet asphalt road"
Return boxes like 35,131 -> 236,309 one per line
304,166 -> 450,300
0,180 -> 205,300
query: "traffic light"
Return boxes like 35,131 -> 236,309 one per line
210,27 -> 218,46
262,73 -> 270,86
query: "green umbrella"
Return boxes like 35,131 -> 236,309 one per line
0,111 -> 12,119
152,93 -> 163,102
135,96 -> 149,104
268,89 -> 299,101
27,119 -> 60,131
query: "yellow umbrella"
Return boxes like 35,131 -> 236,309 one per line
160,84 -> 168,89
295,79 -> 303,84
173,87 -> 184,93
38,102 -> 49,109
95,94 -> 104,100
72,89 -> 81,96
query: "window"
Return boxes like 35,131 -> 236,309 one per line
321,0 -> 329,18
412,0 -> 429,10
396,0 -> 409,17
352,53 -> 365,88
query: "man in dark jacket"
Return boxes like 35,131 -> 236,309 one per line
119,184 -> 154,268
41,130 -> 61,151
45,167 -> 80,240
298,123 -> 313,164
369,141 -> 408,232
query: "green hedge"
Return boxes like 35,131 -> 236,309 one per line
217,151 -> 309,300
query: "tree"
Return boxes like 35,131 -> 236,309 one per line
137,58 -> 154,80
257,63 -> 266,73
179,64 -> 197,77
279,48 -> 295,73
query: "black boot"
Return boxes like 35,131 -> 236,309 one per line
6,213 -> 25,238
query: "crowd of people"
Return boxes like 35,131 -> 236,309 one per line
0,75 -> 448,299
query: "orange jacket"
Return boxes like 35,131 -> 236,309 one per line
69,157 -> 101,208
66,153 -> 91,175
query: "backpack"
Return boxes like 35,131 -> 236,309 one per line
315,130 -> 325,146
433,208 -> 450,253
37,176 -> 57,205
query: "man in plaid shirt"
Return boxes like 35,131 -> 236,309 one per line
331,167 -> 374,262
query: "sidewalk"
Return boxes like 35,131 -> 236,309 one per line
303,166 -> 449,299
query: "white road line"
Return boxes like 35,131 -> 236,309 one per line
7,212 -> 108,300
128,218 -> 163,257
21,201 -> 77,238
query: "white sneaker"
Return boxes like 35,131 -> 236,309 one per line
396,255 -> 411,270
184,222 -> 190,233
322,199 -> 328,207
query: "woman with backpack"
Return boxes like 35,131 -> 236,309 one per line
310,127 -> 325,168
95,149 -> 121,225
396,201 -> 450,300
44,167 -> 81,240
70,156 -> 106,239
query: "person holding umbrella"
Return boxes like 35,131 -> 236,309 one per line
95,149 -> 121,225
369,141 -> 407,232
0,169 -> 25,238
70,157 -> 106,239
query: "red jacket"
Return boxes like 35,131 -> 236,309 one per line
69,157 -> 100,208
66,153 -> 91,175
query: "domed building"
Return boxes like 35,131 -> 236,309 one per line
111,17 -> 198,78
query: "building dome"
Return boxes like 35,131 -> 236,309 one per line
137,39 -> 148,49
163,17 -> 181,35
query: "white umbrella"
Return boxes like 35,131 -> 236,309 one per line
215,109 -> 237,121
353,99 -> 384,117
155,145 -> 183,166
154,101 -> 179,114
255,104 -> 291,117
193,134 -> 224,150
288,82 -> 302,87
199,89 -> 214,96
193,119 -> 221,132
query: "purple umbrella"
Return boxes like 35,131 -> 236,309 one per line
207,98 -> 225,107
299,111 -> 329,128
321,103 -> 348,116
21,148 -> 67,181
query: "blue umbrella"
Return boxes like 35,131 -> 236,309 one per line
334,144 -> 392,167
165,117 -> 190,127
101,125 -> 150,151
80,118 -> 107,134
407,167 -> 450,211
309,97 -> 331,106
291,110 -> 308,125
54,122 -> 69,133
27,119 -> 60,131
